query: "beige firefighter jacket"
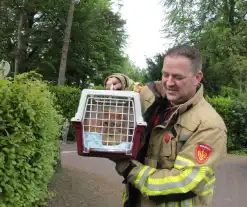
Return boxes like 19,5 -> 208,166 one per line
105,73 -> 227,207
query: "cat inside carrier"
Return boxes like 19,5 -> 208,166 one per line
71,89 -> 147,159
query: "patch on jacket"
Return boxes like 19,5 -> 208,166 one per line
195,144 -> 212,164
164,133 -> 171,143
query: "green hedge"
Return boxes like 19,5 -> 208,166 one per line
49,85 -> 104,141
49,86 -> 81,120
49,85 -> 104,120
207,96 -> 247,151
0,72 -> 63,207
49,84 -> 247,151
49,86 -> 81,140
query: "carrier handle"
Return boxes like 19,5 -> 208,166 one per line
110,83 -> 114,90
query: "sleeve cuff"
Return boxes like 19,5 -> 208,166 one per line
104,74 -> 127,90
115,160 -> 136,179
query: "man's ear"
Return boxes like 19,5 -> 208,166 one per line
195,71 -> 203,85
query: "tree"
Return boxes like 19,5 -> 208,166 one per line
121,55 -> 145,83
0,0 -> 127,88
144,53 -> 164,83
14,0 -> 26,75
57,0 -> 77,86
161,0 -> 247,95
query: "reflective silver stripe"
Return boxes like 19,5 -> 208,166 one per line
159,201 -> 178,207
175,159 -> 188,167
171,202 -> 176,207
203,182 -> 215,191
137,167 -> 153,189
205,171 -> 214,180
200,178 -> 215,195
144,167 -> 200,191
176,158 -> 213,180
183,199 -> 189,207
184,198 -> 193,207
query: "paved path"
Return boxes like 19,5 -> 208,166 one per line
50,143 -> 247,206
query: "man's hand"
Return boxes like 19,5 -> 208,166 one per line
108,157 -> 129,163
105,77 -> 123,90
108,158 -> 133,184
109,158 -> 132,176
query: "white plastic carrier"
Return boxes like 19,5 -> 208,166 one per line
71,89 -> 147,159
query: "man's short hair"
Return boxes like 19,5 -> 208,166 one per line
164,45 -> 202,73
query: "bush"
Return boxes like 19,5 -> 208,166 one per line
226,99 -> 247,150
49,86 -> 81,141
49,84 -> 247,149
0,72 -> 63,206
207,96 -> 247,151
49,84 -> 105,120
49,84 -> 105,141
49,86 -> 81,120
91,84 -> 105,90
220,86 -> 240,98
49,84 -> 247,151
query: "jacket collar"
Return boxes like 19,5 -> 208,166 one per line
175,84 -> 204,115
154,82 -> 204,115
155,81 -> 204,114
148,82 -> 204,129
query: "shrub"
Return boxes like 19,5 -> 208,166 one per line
49,86 -> 81,120
220,86 -> 240,98
49,84 -> 105,120
0,72 -> 63,206
207,96 -> 247,151
226,99 -> 247,150
49,84 -> 247,149
49,84 -> 104,141
206,96 -> 233,124
91,84 -> 105,90
49,86 -> 81,141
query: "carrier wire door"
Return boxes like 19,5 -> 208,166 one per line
71,89 -> 147,159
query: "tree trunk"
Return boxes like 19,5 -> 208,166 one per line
14,0 -> 26,76
228,0 -> 235,32
57,0 -> 76,86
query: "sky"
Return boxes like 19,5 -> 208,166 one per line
112,0 -> 173,69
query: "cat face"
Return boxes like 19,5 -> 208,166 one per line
101,111 -> 128,145
83,109 -> 133,146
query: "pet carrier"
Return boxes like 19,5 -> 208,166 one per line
71,89 -> 147,159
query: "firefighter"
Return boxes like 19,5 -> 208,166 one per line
105,45 -> 227,207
